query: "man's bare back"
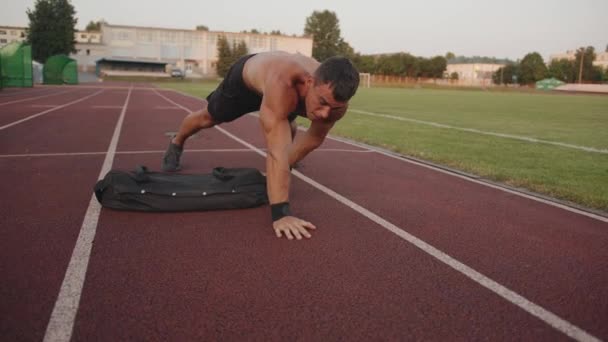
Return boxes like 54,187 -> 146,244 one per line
243,52 -> 320,96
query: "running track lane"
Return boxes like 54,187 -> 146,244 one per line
58,88 -> 601,340
0,88 -> 98,127
0,87 -> 128,341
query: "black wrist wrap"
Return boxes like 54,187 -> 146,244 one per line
271,202 -> 291,222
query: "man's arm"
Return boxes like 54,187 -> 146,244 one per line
287,119 -> 335,167
259,85 -> 316,240
259,105 -> 292,204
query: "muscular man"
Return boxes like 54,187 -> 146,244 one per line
162,51 -> 359,240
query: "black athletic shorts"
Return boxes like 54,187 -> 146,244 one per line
206,54 -> 263,123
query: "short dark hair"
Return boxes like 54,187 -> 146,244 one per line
314,56 -> 360,102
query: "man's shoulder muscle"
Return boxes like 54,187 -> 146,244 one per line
261,77 -> 298,117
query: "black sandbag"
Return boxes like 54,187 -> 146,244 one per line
94,166 -> 268,212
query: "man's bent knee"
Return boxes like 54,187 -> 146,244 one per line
197,109 -> 217,128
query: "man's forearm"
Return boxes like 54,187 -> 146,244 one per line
266,148 -> 291,204
288,133 -> 322,166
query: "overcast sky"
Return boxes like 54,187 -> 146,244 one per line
2,0 -> 606,61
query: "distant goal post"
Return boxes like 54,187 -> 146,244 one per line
359,73 -> 371,88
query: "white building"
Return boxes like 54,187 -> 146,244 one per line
1,25 -> 104,73
2,23 -> 314,77
446,63 -> 505,86
93,23 -> 313,77
1,25 -> 100,47
0,26 -> 26,46
72,31 -> 105,72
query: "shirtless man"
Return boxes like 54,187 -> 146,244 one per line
162,51 -> 360,240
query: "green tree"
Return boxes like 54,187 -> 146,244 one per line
518,52 -> 547,85
574,46 -> 598,82
85,20 -> 101,31
402,54 -> 419,77
450,72 -> 459,80
548,58 -> 576,83
492,64 -> 518,85
26,0 -> 77,63
215,36 -> 249,78
195,25 -> 209,31
428,56 -> 447,78
590,66 -> 604,82
304,10 -> 352,61
270,30 -> 282,35
233,40 -> 248,58
216,36 -> 233,78
356,52 -> 444,78
376,54 -> 402,76
337,40 -> 355,59
352,54 -> 376,73
445,52 -> 455,60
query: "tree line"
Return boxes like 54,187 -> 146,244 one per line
23,0 -> 608,84
493,48 -> 607,85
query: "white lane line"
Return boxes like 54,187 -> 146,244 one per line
43,85 -> 133,342
154,105 -> 181,110
29,104 -> 59,108
0,148 -> 371,158
0,152 -> 107,158
164,88 -> 608,222
0,90 -> 105,131
350,108 -> 608,154
0,89 -> 73,106
36,85 -> 157,91
156,89 -> 602,342
91,105 -> 123,109
0,88 -> 50,98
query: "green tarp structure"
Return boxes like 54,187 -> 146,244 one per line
536,78 -> 565,90
0,42 -> 33,89
43,55 -> 78,85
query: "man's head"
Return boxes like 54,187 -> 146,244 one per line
314,56 -> 360,102
305,56 -> 360,121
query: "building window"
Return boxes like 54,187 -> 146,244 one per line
0,39 -> 7,43
81,34 -> 87,38
137,31 -> 156,42
160,31 -> 178,42
0,30 -> 6,35
10,30 -> 17,35
114,31 -> 131,41
86,49 -> 90,55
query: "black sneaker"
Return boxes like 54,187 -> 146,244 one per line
162,142 -> 183,172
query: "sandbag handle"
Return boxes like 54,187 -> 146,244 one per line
212,167 -> 234,181
133,165 -> 150,183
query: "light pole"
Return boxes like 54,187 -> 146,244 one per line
578,49 -> 584,84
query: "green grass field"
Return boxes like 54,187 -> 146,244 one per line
156,80 -> 608,213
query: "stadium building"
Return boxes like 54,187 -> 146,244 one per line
0,23 -> 313,78
80,23 -> 312,77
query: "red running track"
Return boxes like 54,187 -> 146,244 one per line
0,84 -> 606,341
